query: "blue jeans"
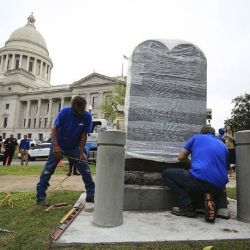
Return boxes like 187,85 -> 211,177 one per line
36,146 -> 95,202
162,168 -> 224,208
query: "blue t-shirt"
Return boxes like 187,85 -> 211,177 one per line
54,107 -> 92,149
184,133 -> 229,189
20,139 -> 30,149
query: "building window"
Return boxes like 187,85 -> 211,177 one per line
92,96 -> 99,108
28,133 -> 32,138
3,117 -> 8,128
2,133 -> 6,139
15,55 -> 20,69
7,57 -> 10,70
58,103 -> 61,112
28,119 -> 31,128
46,65 -> 49,80
47,103 -> 49,113
6,103 -> 9,109
17,133 -> 21,139
39,133 -> 43,141
15,59 -> 19,69
28,58 -> 34,72
44,118 -> 48,127
24,119 -> 26,127
34,119 -> 36,127
39,118 -> 42,128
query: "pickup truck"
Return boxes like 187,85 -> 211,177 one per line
86,118 -> 108,162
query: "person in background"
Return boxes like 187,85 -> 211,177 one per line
162,126 -> 229,223
36,96 -> 95,206
19,135 -> 30,165
0,136 -> 3,152
224,124 -> 236,177
217,128 -> 225,142
67,158 -> 80,176
3,134 -> 18,166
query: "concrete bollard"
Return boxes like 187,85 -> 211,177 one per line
235,130 -> 250,223
93,130 -> 126,227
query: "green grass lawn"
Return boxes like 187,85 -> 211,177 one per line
0,189 -> 249,250
0,163 -> 96,176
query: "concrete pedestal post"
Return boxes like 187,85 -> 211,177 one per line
235,130 -> 250,223
93,130 -> 126,227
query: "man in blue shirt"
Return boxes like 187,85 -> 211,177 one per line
162,126 -> 229,222
19,135 -> 30,165
36,96 -> 95,205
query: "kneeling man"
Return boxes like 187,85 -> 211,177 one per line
162,126 -> 229,222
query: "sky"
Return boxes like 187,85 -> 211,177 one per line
0,0 -> 250,131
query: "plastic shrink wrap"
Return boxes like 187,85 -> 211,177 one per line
125,40 -> 207,163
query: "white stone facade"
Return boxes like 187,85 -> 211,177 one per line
0,14 -> 125,140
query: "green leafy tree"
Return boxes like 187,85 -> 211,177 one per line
225,93 -> 250,131
102,84 -> 126,123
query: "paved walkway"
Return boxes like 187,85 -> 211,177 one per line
54,193 -> 250,246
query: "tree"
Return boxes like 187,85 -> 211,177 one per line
101,84 -> 126,123
224,93 -> 250,131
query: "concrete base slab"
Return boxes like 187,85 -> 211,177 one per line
53,194 -> 250,246
124,185 -> 175,210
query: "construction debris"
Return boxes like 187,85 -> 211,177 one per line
0,193 -> 13,208
51,203 -> 85,240
44,202 -> 69,212
0,228 -> 14,233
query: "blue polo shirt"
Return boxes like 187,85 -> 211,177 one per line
184,133 -> 229,189
54,107 -> 92,149
20,139 -> 30,149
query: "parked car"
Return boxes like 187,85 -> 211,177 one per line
86,118 -> 108,162
18,143 -> 51,161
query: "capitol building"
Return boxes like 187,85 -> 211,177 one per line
0,14 -> 125,140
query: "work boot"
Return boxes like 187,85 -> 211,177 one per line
66,170 -> 72,176
85,195 -> 94,203
37,200 -> 50,207
204,192 -> 217,223
73,172 -> 80,175
171,204 -> 196,218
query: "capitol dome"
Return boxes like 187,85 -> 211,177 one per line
5,14 -> 49,56
0,14 -> 53,87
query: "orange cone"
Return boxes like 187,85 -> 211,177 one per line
57,159 -> 63,167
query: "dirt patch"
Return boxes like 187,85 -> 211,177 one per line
0,175 -> 96,192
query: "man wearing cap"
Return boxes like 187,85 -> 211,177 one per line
36,96 -> 95,205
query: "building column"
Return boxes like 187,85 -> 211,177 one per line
19,54 -> 23,69
25,100 -> 31,128
98,92 -> 104,117
48,67 -> 52,82
26,56 -> 30,71
0,56 -> 2,72
33,58 -> 37,75
61,97 -> 64,110
36,99 -> 42,128
86,94 -> 91,109
47,99 -> 53,128
39,61 -> 43,77
11,54 -> 15,69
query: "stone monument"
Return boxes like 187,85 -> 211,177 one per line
125,39 -> 207,171
124,39 -> 207,210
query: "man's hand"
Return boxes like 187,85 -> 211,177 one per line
53,145 -> 61,159
80,151 -> 87,161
